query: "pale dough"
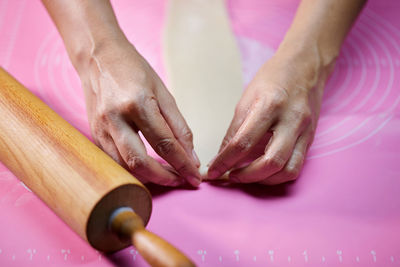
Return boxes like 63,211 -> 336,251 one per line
163,0 -> 243,177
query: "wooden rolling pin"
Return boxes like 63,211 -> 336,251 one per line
0,67 -> 195,267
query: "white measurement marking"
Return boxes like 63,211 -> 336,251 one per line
61,249 -> 70,261
371,250 -> 377,262
7,248 -> 397,264
234,250 -> 240,262
337,250 -> 343,262
268,250 -> 274,262
27,248 -> 36,260
197,250 -> 206,262
95,250 -> 102,261
302,250 -> 309,263
129,249 -> 138,261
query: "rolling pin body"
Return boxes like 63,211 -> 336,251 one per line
0,67 -> 152,252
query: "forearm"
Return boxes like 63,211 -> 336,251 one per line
277,0 -> 366,75
41,0 -> 127,73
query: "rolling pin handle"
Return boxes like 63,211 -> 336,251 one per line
110,207 -> 196,267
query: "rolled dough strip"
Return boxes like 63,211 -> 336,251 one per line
163,0 -> 243,178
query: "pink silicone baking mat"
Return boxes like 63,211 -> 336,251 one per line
1,0 -> 400,266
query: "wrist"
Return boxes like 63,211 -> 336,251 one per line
260,35 -> 337,93
277,32 -> 338,77
273,38 -> 337,89
71,32 -> 130,76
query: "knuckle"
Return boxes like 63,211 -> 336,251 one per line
231,136 -> 252,153
119,92 -> 157,116
181,128 -> 194,143
296,107 -> 312,123
175,163 -> 190,175
133,94 -> 159,120
97,109 -> 110,122
269,89 -> 288,109
287,106 -> 312,131
266,154 -> 286,171
97,105 -> 117,123
143,94 -> 158,107
119,98 -> 139,115
284,165 -> 300,181
125,154 -> 147,171
155,138 -> 176,156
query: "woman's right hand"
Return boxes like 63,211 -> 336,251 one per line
77,39 -> 201,187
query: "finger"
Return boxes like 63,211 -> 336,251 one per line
109,120 -> 185,187
216,91 -> 254,155
207,102 -> 276,179
130,99 -> 202,187
157,88 -> 200,167
97,133 -> 126,167
228,123 -> 299,183
217,106 -> 247,155
259,133 -> 310,185
231,131 -> 273,169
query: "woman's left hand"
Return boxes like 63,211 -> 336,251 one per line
207,48 -> 334,185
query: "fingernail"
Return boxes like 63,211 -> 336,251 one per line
188,175 -> 202,187
192,149 -> 201,166
208,170 -> 220,179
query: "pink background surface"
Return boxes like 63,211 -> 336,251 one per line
1,0 -> 400,266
